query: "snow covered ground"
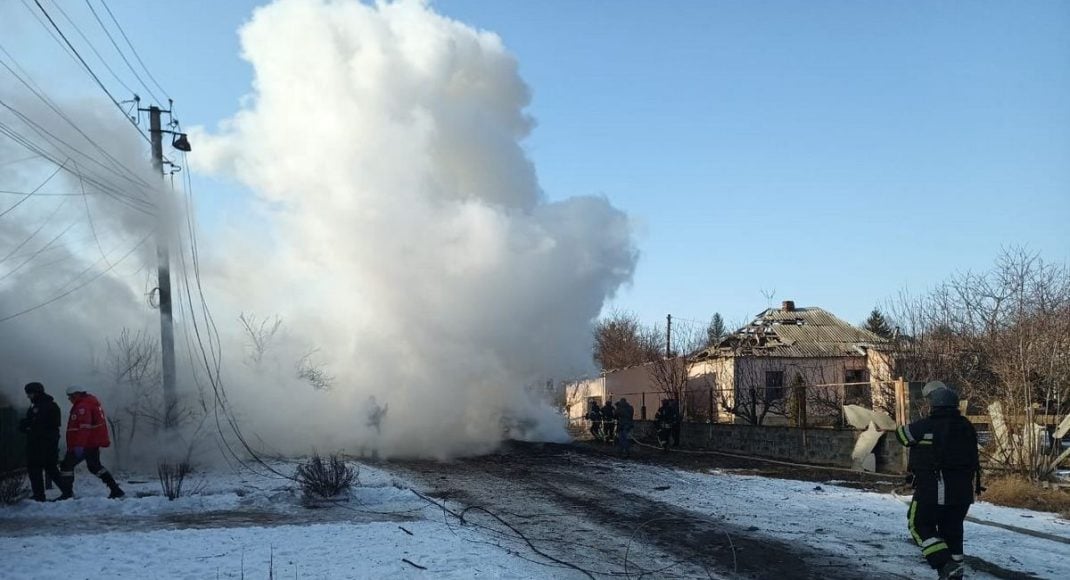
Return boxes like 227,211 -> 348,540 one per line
2,451 -> 1067,579
596,458 -> 1070,580
0,463 -> 551,579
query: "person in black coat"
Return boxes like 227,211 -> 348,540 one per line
18,382 -> 66,502
600,400 -> 616,443
585,400 -> 603,440
655,399 -> 682,447
892,382 -> 980,580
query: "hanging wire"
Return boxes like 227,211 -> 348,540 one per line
31,0 -> 149,142
84,0 -> 163,105
0,232 -> 150,324
99,0 -> 170,101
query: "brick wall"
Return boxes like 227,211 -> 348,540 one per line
632,420 -> 905,473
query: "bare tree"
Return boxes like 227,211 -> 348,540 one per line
885,248 -> 1070,479
592,309 -> 660,371
239,312 -> 283,365
646,318 -> 706,418
91,328 -> 203,467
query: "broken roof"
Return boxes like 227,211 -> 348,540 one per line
695,306 -> 889,359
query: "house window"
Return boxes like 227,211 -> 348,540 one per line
765,371 -> 785,402
844,369 -> 871,406
845,369 -> 869,384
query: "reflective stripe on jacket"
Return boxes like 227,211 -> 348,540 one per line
893,408 -> 978,505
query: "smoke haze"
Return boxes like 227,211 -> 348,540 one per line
1,0 -> 637,460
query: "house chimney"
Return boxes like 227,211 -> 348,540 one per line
782,300 -> 795,312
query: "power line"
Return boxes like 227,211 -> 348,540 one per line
0,153 -> 42,167
84,0 -> 163,105
0,159 -> 66,218
0,42 -> 153,190
0,190 -> 86,197
97,0 -> 170,102
32,0 -> 148,143
74,160 -> 112,267
0,196 -> 71,264
0,232 -> 150,324
19,0 -> 81,68
0,116 -> 155,215
49,0 -> 139,99
0,216 -> 79,283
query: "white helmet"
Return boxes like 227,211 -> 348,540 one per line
65,385 -> 86,396
921,381 -> 948,397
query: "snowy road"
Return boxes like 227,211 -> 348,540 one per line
1,442 -> 1068,579
392,442 -> 1070,580
394,444 -> 855,579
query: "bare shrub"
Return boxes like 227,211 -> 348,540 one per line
157,461 -> 194,500
297,350 -> 334,391
0,470 -> 27,505
295,454 -> 357,502
239,312 -> 283,365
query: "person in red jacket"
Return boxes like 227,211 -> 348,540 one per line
58,386 -> 124,499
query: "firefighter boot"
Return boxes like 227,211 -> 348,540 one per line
100,471 -> 125,499
938,560 -> 965,580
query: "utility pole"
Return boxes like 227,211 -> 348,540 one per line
666,314 -> 672,358
147,105 -> 177,428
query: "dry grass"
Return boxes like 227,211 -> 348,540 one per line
982,476 -> 1070,515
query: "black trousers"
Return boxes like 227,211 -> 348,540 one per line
670,423 -> 681,446
59,447 -> 110,481
908,500 -> 970,569
26,444 -> 63,500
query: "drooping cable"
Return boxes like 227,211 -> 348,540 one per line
0,232 -> 150,324
0,159 -> 67,218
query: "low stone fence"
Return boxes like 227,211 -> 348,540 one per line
628,420 -> 905,473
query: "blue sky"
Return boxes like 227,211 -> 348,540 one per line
5,0 -> 1068,331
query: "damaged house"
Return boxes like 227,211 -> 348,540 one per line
692,301 -> 893,425
565,300 -> 894,427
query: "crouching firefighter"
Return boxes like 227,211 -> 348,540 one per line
59,386 -> 124,499
893,382 -> 980,579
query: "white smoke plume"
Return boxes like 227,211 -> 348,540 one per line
1,0 -> 637,461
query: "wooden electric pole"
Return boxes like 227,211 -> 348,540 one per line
666,314 -> 672,358
147,105 -> 177,427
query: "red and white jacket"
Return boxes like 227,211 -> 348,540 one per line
66,394 -> 111,449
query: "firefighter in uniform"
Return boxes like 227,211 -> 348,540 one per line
892,382 -> 980,579
585,400 -> 603,440
59,386 -> 124,499
600,400 -> 616,443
